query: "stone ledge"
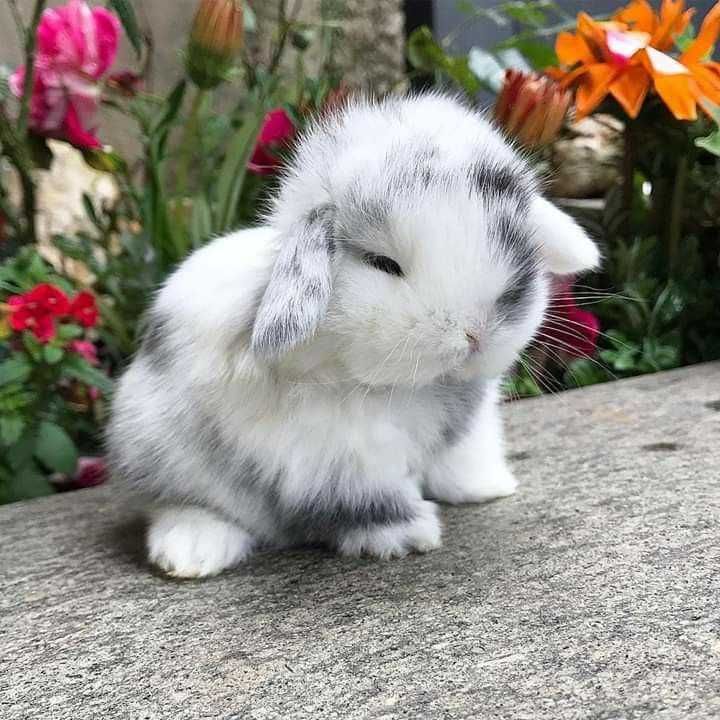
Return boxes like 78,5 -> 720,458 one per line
1,364 -> 719,720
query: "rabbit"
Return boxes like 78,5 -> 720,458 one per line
107,93 -> 600,578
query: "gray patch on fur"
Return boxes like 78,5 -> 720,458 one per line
436,379 -> 487,447
251,207 -> 335,361
281,489 -> 416,540
138,311 -> 173,369
240,460 -> 416,542
497,264 -> 539,325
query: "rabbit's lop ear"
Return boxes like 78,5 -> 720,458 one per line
529,196 -> 601,275
251,209 -> 335,362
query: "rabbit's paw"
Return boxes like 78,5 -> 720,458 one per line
148,507 -> 254,579
429,464 -> 517,505
338,500 -> 442,559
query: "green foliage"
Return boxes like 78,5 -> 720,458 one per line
407,27 -> 481,96
107,0 -> 143,57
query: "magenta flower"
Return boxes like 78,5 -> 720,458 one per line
248,108 -> 296,175
73,456 -> 108,488
9,0 -> 121,149
69,339 -> 99,365
542,276 -> 600,358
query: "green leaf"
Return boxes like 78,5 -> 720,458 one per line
675,22 -> 696,53
107,0 -> 143,57
62,356 -> 115,397
35,421 -> 78,475
695,127 -> 720,156
0,357 -> 31,386
190,194 -> 213,248
56,323 -> 84,341
500,2 -> 548,28
0,65 -> 10,103
4,462 -> 55,502
82,148 -> 129,174
43,345 -> 64,365
407,26 -> 448,73
22,333 -> 43,362
0,415 -> 25,446
496,38 -> 557,69
214,105 -> 266,232
407,27 -> 480,95
52,234 -> 91,262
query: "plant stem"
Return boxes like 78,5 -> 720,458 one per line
622,120 -> 635,235
6,0 -> 25,38
268,0 -> 290,75
175,88 -> 207,197
0,110 -> 37,243
667,154 -> 689,278
18,0 -> 48,137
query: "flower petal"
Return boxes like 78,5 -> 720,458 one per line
574,63 -> 617,119
653,73 -> 698,119
644,46 -> 690,75
606,29 -> 651,64
613,0 -> 657,34
610,65 -> 652,117
652,0 -> 692,51
90,6 -> 121,78
556,31 -> 596,66
681,1 -> 720,65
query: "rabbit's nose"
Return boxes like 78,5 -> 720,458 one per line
465,330 -> 481,353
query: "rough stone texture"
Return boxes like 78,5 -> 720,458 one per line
2,364 -> 719,720
550,115 -> 624,199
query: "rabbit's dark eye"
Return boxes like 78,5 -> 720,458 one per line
364,253 -> 404,277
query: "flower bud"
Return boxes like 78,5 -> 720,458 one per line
186,0 -> 244,90
495,70 -> 571,148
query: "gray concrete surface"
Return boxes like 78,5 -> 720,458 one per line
2,363 -> 719,720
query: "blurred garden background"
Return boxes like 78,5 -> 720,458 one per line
1,0 -> 719,503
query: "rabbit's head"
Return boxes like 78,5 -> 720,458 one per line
251,94 -> 599,385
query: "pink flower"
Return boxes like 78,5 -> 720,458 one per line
248,108 -> 296,175
69,339 -> 99,365
542,276 -> 600,358
9,0 -> 121,149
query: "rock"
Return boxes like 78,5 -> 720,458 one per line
3,141 -> 119,283
2,363 -> 719,719
550,114 -> 624,199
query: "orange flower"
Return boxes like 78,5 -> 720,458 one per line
552,0 -> 720,121
495,70 -> 572,147
186,0 -> 244,89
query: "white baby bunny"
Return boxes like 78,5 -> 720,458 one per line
108,93 -> 600,578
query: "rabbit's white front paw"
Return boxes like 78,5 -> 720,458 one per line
148,507 -> 254,579
428,463 -> 517,505
338,500 -> 442,559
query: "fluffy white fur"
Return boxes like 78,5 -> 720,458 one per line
108,94 -> 599,578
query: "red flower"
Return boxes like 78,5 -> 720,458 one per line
7,283 -> 70,343
69,290 -> 99,327
27,283 -> 71,315
541,276 -> 600,358
247,108 -> 295,175
107,70 -> 143,97
69,339 -> 99,365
